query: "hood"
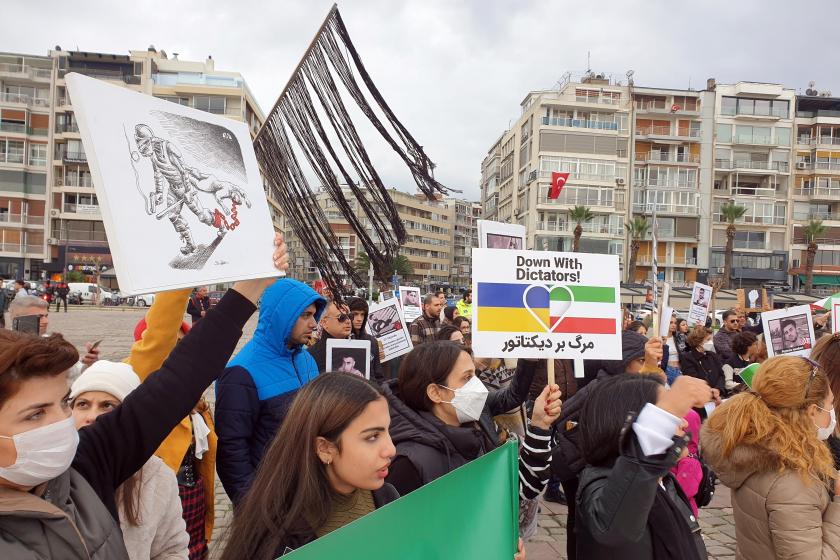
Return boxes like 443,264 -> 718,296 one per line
700,418 -> 777,490
599,331 -> 649,377
347,297 -> 369,338
381,380 -> 455,457
227,280 -> 326,399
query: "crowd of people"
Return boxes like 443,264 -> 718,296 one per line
4,239 -> 840,559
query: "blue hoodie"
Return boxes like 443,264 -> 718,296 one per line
215,279 -> 326,504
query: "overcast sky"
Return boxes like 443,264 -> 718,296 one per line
6,0 -> 840,201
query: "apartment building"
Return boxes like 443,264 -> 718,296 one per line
480,135 -> 503,221
0,47 -> 265,282
629,86 -> 712,284
710,81 -> 794,289
0,52 -> 53,279
790,94 -> 840,292
493,73 -> 630,269
447,198 -> 479,290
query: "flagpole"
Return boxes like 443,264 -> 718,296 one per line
650,186 -> 659,338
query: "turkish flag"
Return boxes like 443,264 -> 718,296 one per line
549,172 -> 570,199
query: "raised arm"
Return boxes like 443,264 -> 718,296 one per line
126,288 -> 192,381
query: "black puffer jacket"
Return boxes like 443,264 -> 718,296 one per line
384,360 -> 537,495
679,347 -> 726,394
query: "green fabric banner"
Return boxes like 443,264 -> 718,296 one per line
283,440 -> 519,559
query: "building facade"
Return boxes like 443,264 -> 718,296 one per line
0,46 -> 265,282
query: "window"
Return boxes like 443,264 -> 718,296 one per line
775,127 -> 791,146
721,97 -> 737,116
193,96 -> 226,114
1,140 -> 24,163
716,124 -> 732,143
754,99 -> 771,116
721,96 -> 790,118
734,231 -> 765,250
29,144 -> 46,166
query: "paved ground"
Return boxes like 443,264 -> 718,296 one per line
43,305 -> 738,559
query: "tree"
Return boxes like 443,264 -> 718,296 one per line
624,217 -> 650,284
720,202 -> 748,289
804,218 -> 827,296
569,206 -> 594,253
356,252 -> 414,283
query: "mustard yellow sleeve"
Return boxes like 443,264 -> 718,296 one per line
126,288 -> 192,381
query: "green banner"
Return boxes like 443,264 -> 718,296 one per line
284,440 -> 519,559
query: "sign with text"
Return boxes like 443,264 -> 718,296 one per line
762,304 -> 815,358
367,298 -> 413,362
398,285 -> 422,323
471,249 -> 621,360
688,281 -> 712,326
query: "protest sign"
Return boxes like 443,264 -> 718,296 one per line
325,339 -> 371,379
740,362 -> 760,389
471,249 -> 621,360
762,304 -> 815,358
478,220 -> 526,250
398,286 -> 422,323
688,282 -> 712,326
367,298 -> 413,362
285,441 -> 518,559
66,73 -> 277,295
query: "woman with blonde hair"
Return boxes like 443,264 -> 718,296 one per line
701,356 -> 840,558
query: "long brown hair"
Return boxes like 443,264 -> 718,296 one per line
703,355 -> 836,484
116,471 -> 144,526
810,333 -> 840,419
219,373 -> 385,560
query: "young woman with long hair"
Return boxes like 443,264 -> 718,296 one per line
809,332 -> 840,468
219,373 -> 398,559
702,356 -> 840,557
70,360 -> 188,560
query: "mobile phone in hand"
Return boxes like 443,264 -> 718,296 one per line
89,339 -> 103,351
12,314 -> 41,334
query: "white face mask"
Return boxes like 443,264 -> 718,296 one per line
439,375 -> 489,424
816,407 -> 837,441
0,416 -> 79,486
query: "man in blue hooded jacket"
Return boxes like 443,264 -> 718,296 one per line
215,278 -> 326,505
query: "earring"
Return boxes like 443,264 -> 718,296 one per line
323,458 -> 332,466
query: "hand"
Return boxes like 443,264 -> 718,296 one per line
232,233 -> 288,305
711,388 -> 722,405
81,342 -> 100,367
531,383 -> 562,430
657,375 -> 712,418
514,538 -> 526,560
200,310 -> 206,317
816,314 -> 829,327
644,336 -> 663,368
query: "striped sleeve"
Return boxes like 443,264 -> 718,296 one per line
519,423 -> 553,501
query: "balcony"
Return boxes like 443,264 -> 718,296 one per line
635,257 -> 698,267
732,134 -> 777,146
634,100 -> 700,115
537,170 -> 619,184
55,122 -> 80,134
793,187 -> 840,199
64,68 -> 140,85
713,214 -> 786,226
541,117 -> 620,131
574,94 -> 622,106
0,242 -> 44,255
0,63 -> 52,81
537,187 -> 620,209
635,152 -> 700,164
715,159 -> 789,172
0,152 -> 25,164
0,92 -> 50,108
152,73 -> 244,88
635,125 -> 700,140
56,175 -> 93,188
793,211 -> 840,222
0,213 -> 46,227
729,186 -> 781,197
60,151 -> 88,164
536,221 -> 624,236
797,136 -> 840,147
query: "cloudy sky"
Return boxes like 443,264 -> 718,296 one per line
6,0 -> 840,200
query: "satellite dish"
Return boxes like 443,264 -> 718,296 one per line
806,88 -> 818,96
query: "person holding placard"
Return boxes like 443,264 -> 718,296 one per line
702,356 -> 840,558
215,279 -> 326,506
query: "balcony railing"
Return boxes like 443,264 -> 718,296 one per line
632,203 -> 698,215
536,221 -> 624,236
537,187 -> 619,208
575,94 -> 621,105
634,100 -> 700,113
635,152 -> 700,164
64,68 -> 140,85
0,214 -> 45,226
732,135 -> 777,146
0,63 -> 52,80
541,116 -> 619,131
635,257 -> 698,266
55,175 -> 94,188
794,187 -> 840,199
729,186 -> 781,197
0,242 -> 44,254
715,159 -> 789,172
537,170 -> 619,183
60,151 -> 88,163
0,152 -> 24,164
642,178 -> 698,189
55,122 -> 79,134
0,92 -> 50,107
793,211 -> 840,222
635,125 -> 700,138
721,107 -> 788,118
713,214 -> 786,226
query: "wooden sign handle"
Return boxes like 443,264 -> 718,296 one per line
547,358 -> 555,387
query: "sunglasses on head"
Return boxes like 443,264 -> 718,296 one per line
803,356 -> 822,400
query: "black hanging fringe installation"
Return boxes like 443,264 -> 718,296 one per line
254,4 -> 452,297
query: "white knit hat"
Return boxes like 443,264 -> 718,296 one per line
69,360 -> 141,403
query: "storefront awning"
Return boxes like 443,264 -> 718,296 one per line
799,274 -> 840,286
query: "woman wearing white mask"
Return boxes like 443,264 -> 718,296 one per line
0,234 -> 287,559
70,360 -> 189,560
383,342 -> 561,522
702,356 -> 840,558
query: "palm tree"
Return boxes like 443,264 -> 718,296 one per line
624,217 -> 650,284
804,218 -> 827,296
569,206 -> 594,253
720,202 -> 748,289
356,252 -> 414,282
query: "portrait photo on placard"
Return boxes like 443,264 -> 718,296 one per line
325,339 -> 371,379
486,233 -> 523,250
763,307 -> 814,358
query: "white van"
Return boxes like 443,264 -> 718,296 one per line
67,283 -> 114,305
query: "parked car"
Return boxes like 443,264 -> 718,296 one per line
67,282 -> 114,305
134,293 -> 156,307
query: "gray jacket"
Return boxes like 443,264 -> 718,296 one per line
0,468 -> 129,559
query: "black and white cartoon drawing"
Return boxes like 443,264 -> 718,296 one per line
125,111 -> 252,269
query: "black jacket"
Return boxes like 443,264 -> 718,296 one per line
576,425 -> 704,560
678,347 -> 726,394
275,484 -> 399,557
384,360 -> 537,495
186,293 -> 211,322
